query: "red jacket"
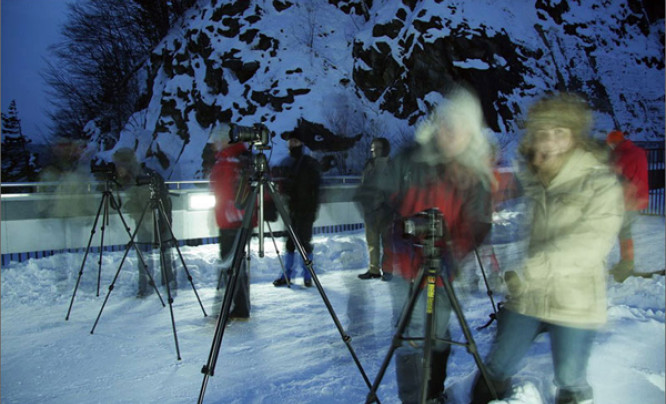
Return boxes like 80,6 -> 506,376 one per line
611,140 -> 649,211
210,143 -> 255,229
378,148 -> 492,282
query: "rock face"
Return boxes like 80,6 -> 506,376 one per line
93,0 -> 664,179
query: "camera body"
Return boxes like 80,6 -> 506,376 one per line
229,123 -> 270,146
403,209 -> 444,240
90,160 -> 117,182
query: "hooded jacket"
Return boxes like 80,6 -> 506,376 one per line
210,143 -> 253,229
610,139 -> 649,211
505,148 -> 624,328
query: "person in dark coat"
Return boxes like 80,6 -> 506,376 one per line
606,130 -> 649,282
112,147 -> 176,297
372,87 -> 494,403
209,123 -> 253,319
356,137 -> 394,280
272,129 -> 321,287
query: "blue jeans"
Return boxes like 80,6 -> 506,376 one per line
483,309 -> 595,402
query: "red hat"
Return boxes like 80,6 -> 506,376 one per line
606,130 -> 625,146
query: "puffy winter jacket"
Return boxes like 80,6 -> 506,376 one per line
505,148 -> 624,328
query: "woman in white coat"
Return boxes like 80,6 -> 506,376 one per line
471,93 -> 624,404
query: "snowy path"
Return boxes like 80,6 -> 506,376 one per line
1,216 -> 664,403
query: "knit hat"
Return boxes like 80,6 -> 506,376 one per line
606,130 -> 625,146
525,93 -> 592,140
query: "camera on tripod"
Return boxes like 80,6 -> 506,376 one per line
403,209 -> 444,241
135,173 -> 155,187
90,160 -> 118,182
229,123 -> 270,146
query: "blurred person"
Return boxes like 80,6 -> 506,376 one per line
272,129 -> 321,288
38,137 -> 96,217
355,137 -> 394,280
112,148 -> 176,297
606,130 -> 649,282
470,93 -> 624,404
209,123 -> 253,319
373,86 -> 494,403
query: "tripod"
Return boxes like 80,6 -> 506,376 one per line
365,209 -> 497,404
198,148 -> 373,403
66,179 -> 152,320
90,180 -> 207,360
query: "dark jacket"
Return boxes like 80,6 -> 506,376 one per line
277,153 -> 321,220
355,155 -> 393,228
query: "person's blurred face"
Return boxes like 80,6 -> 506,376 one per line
436,120 -> 472,159
532,126 -> 574,173
288,138 -> 302,149
370,141 -> 383,159
212,136 -> 231,152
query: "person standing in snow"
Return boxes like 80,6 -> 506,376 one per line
373,86 -> 494,403
272,128 -> 321,288
209,123 -> 253,319
111,148 -> 176,297
355,137 -> 394,280
605,130 -> 649,282
470,93 -> 624,404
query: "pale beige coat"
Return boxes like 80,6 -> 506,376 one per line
505,148 -> 624,329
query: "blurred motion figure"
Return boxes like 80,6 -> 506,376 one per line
355,137 -> 394,280
209,123 -> 253,319
471,93 -> 624,404
372,86 -> 494,403
272,129 -> 321,287
606,130 -> 649,282
111,148 -> 176,297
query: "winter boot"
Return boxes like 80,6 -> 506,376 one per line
555,387 -> 593,404
427,347 -> 451,401
273,252 -> 294,286
303,253 -> 314,287
470,372 -> 511,404
395,351 -> 424,404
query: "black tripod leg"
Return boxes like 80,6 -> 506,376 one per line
97,196 -> 110,297
199,186 -> 259,404
66,192 -> 107,320
265,220 -> 288,283
366,268 -> 428,404
109,193 -> 154,294
153,205 -> 182,361
420,270 -> 439,404
156,199 -> 207,317
265,180 -> 374,394
440,275 -> 497,400
91,200 -> 154,334
475,247 -> 497,313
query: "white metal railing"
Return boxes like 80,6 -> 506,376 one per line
1,179 -> 364,264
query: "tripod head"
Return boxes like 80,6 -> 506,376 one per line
250,147 -> 270,179
403,208 -> 448,273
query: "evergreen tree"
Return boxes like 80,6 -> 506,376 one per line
2,100 -> 38,184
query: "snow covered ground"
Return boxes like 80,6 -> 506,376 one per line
1,213 -> 664,404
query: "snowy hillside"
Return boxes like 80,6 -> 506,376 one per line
87,0 -> 664,180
